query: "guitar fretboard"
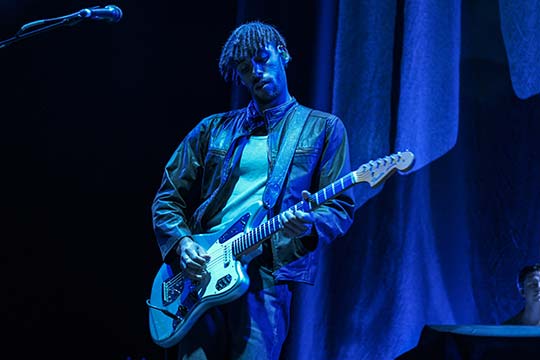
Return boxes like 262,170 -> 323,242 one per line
231,172 -> 356,257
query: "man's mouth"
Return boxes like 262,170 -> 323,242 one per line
255,80 -> 269,90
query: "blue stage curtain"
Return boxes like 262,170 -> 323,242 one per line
499,0 -> 540,99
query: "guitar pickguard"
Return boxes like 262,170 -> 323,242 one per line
218,213 -> 251,244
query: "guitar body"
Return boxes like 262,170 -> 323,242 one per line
148,202 -> 267,348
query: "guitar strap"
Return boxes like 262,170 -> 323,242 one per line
262,104 -> 311,216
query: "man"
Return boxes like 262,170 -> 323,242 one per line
503,263 -> 540,325
151,21 -> 355,359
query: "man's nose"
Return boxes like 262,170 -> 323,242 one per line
251,62 -> 263,78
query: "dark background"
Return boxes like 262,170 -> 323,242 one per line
3,1 -> 232,359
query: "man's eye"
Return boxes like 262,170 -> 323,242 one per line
256,52 -> 269,63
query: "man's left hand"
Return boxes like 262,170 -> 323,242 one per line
279,190 -> 315,238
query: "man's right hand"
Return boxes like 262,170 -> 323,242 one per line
176,237 -> 211,281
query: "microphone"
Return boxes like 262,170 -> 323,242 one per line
79,5 -> 123,23
10,4 -> 123,41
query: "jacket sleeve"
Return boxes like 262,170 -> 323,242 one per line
308,115 -> 356,248
151,120 -> 209,262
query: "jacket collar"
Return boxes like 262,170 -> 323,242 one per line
245,97 -> 297,132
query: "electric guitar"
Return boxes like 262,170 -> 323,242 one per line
147,150 -> 415,348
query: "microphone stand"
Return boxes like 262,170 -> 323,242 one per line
0,8 -> 94,49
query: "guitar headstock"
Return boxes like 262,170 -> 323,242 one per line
353,150 -> 415,187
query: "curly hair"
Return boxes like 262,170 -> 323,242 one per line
219,21 -> 288,83
517,263 -> 540,291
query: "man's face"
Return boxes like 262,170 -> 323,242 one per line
236,43 -> 289,109
522,271 -> 540,304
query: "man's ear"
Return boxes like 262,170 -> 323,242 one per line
277,45 -> 291,64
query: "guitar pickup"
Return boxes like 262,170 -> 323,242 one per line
215,274 -> 232,291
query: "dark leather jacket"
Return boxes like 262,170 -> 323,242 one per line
152,98 -> 355,284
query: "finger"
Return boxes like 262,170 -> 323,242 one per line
288,220 -> 312,237
196,247 -> 211,261
282,209 -> 313,236
186,249 -> 209,267
184,267 -> 204,281
293,210 -> 314,224
280,213 -> 292,236
290,223 -> 309,235
185,259 -> 205,272
284,220 -> 308,237
181,254 -> 205,274
291,210 -> 307,223
280,211 -> 295,229
180,255 -> 188,269
285,210 -> 310,228
279,212 -> 288,228
181,253 -> 193,267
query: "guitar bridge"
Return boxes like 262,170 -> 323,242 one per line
162,277 -> 184,304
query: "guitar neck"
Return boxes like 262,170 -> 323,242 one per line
232,172 -> 356,257
231,150 -> 415,257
